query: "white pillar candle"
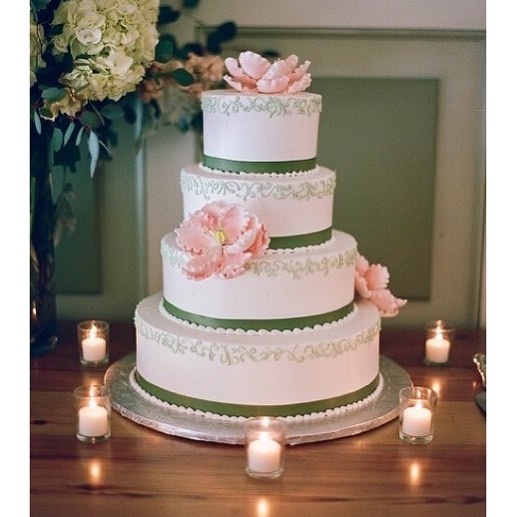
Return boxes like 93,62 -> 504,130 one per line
247,432 -> 282,473
402,402 -> 432,437
425,332 -> 450,363
78,401 -> 109,437
82,326 -> 106,362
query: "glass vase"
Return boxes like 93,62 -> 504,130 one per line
30,127 -> 57,357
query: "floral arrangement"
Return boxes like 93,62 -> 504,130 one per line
30,0 -> 236,238
175,202 -> 270,280
354,254 -> 407,317
140,49 -> 226,134
30,0 -> 160,179
32,0 -> 160,120
29,0 -> 237,353
224,51 -> 312,94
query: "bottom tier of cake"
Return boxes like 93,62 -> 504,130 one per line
135,293 -> 382,418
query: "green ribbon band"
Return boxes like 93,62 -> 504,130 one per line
136,371 -> 380,418
268,228 -> 332,249
163,299 -> 354,332
203,155 -> 316,173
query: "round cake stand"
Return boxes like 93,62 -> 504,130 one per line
105,354 -> 411,445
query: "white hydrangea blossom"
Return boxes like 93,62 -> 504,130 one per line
51,0 -> 159,107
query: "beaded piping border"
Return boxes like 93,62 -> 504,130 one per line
128,367 -> 384,423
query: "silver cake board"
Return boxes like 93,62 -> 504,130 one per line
105,353 -> 411,445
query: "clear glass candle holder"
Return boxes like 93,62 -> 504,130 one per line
399,386 -> 438,444
74,385 -> 111,443
245,417 -> 287,479
77,320 -> 109,366
424,319 -> 455,366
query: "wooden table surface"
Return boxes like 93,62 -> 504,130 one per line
30,321 -> 486,516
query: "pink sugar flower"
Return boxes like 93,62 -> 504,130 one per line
175,201 -> 270,280
223,51 -> 312,94
355,254 -> 407,317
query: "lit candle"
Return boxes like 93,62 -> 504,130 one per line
78,396 -> 109,437
425,330 -> 450,364
402,402 -> 432,437
247,432 -> 282,473
81,325 -> 107,362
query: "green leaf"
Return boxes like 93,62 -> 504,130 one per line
171,68 -> 195,87
32,109 -> 42,134
63,121 -> 75,146
100,103 -> 125,120
48,23 -> 64,37
158,6 -> 181,25
38,105 -> 54,120
88,132 -> 100,177
41,87 -> 66,103
206,21 -> 238,53
123,105 -> 137,125
31,0 -> 52,12
215,21 -> 238,42
154,38 -> 176,63
98,139 -> 111,155
75,126 -> 84,146
79,110 -> 102,129
51,127 -> 63,152
182,0 -> 200,9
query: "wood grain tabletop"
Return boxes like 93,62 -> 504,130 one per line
30,321 -> 486,516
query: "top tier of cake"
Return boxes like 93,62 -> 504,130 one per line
201,90 -> 322,173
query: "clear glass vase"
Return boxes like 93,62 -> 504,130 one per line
30,126 -> 57,357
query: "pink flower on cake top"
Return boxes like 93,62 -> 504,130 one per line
224,51 -> 312,94
175,202 -> 270,280
355,254 -> 407,317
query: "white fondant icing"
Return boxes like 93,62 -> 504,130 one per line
135,293 -> 380,408
181,164 -> 335,238
202,90 -> 321,163
128,367 -> 384,422
161,230 -> 357,322
133,80 -> 397,421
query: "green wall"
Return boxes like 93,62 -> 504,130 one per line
313,77 -> 438,299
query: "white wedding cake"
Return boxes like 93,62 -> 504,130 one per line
134,51 -> 405,418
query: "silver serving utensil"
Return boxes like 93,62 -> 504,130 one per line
473,353 -> 486,412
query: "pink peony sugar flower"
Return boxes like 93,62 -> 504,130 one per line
354,254 -> 407,317
175,201 -> 270,280
223,51 -> 312,94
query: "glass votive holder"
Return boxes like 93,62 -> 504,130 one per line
424,319 -> 455,366
77,320 -> 109,366
399,386 -> 438,445
74,385 -> 111,443
244,417 -> 287,479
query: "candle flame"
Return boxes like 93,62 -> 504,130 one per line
88,385 -> 98,408
89,324 -> 98,340
259,431 -> 271,441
